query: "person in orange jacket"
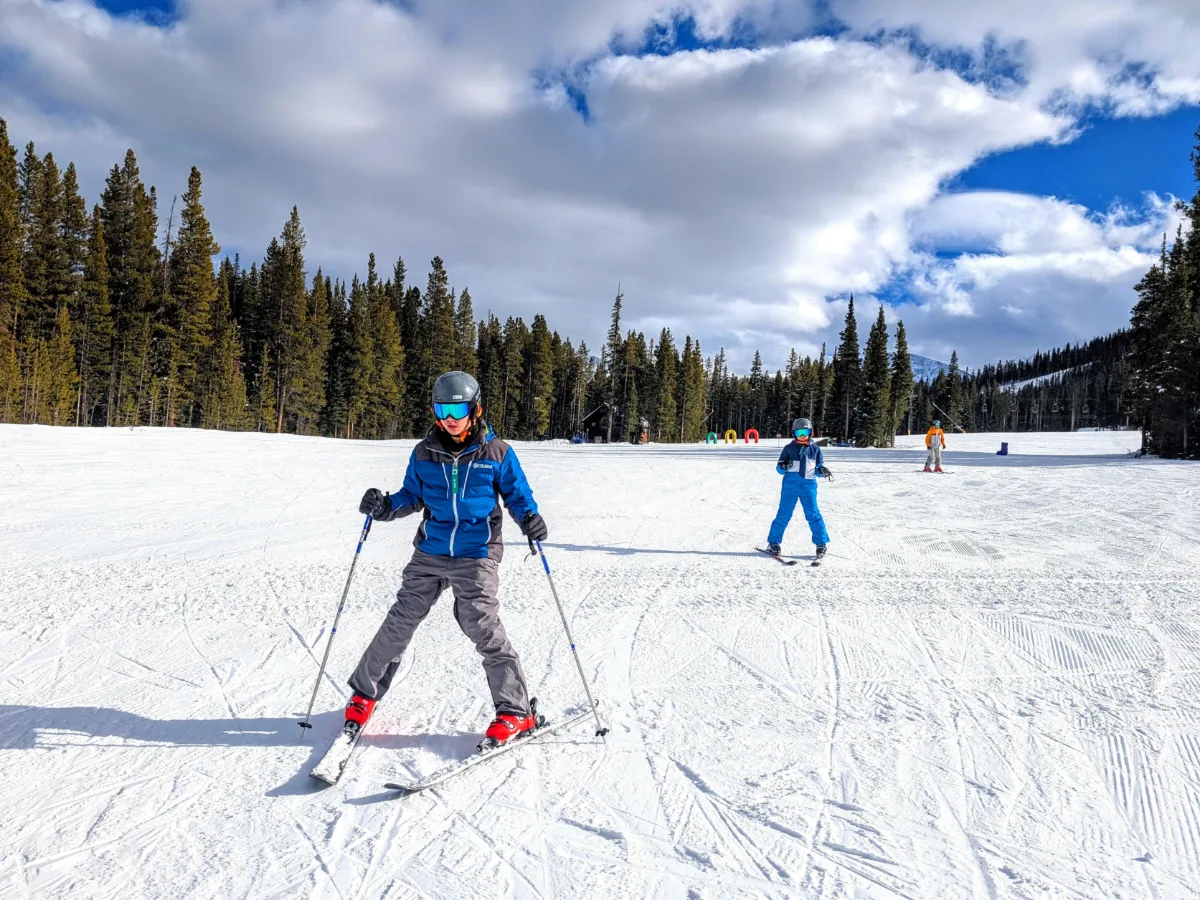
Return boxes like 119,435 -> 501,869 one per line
924,420 -> 946,472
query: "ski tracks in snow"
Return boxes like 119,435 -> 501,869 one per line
2,431 -> 1199,898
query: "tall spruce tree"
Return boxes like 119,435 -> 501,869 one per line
856,305 -> 892,447
653,327 -> 677,441
76,206 -> 113,426
476,313 -> 504,428
0,121 -> 23,421
524,313 -> 554,437
262,208 -> 312,432
100,150 -> 159,425
365,257 -> 405,438
202,268 -> 249,430
499,316 -> 528,436
25,151 -> 71,342
295,267 -> 332,434
455,287 -> 478,374
169,167 -> 219,425
678,336 -> 707,442
830,297 -> 861,441
603,289 -> 623,442
321,277 -> 350,437
889,320 -> 914,439
344,275 -> 374,438
424,256 -> 457,381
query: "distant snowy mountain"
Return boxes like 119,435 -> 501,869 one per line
910,354 -> 950,382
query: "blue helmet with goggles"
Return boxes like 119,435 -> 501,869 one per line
792,417 -> 813,439
432,371 -> 481,422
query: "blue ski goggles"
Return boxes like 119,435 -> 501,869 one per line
793,427 -> 812,439
433,401 -> 472,421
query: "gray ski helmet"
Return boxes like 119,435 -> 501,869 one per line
432,370 -> 481,409
792,417 -> 813,433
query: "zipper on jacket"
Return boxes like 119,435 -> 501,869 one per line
430,442 -> 480,558
449,461 -> 459,557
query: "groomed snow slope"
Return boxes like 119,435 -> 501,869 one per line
1,425 -> 1197,899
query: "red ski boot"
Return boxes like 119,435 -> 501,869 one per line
935,466 -> 944,473
481,709 -> 538,748
344,694 -> 377,728
923,466 -> 932,472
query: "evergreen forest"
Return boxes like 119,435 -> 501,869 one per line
0,118 -> 1194,456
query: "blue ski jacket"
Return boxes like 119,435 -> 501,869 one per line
776,440 -> 824,480
377,423 -> 538,560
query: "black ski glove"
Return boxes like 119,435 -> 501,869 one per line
817,466 -> 833,481
359,488 -> 392,518
521,512 -> 548,542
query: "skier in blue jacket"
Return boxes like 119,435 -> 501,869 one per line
766,417 -> 832,561
345,371 -> 549,747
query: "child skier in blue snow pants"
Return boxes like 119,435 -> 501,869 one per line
767,418 -> 831,558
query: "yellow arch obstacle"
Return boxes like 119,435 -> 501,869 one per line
724,430 -> 738,444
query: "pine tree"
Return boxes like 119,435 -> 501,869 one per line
603,289 -> 623,442
24,151 -> 71,342
46,307 -> 78,425
653,327 -> 677,441
17,143 -> 44,340
500,316 -> 528,437
202,269 -> 249,430
262,208 -> 312,432
856,305 -> 892,447
75,206 -> 113,426
0,121 -> 23,421
455,287 -> 478,374
254,345 -> 277,432
61,161 -> 87,282
341,276 -> 372,437
524,313 -> 554,437
425,256 -> 457,379
169,167 -> 220,425
830,297 -> 861,441
321,277 -> 350,437
679,336 -> 707,442
100,150 -> 159,425
365,257 -> 405,437
889,320 -> 914,440
476,313 -> 504,429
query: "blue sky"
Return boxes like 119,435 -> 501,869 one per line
955,105 -> 1199,211
94,0 -> 173,21
7,0 -> 1200,370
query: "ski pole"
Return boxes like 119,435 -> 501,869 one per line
530,539 -> 610,739
299,514 -> 372,732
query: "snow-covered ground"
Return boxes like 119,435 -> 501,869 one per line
1,424 -> 1197,899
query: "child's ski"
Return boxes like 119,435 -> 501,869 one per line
757,547 -> 799,566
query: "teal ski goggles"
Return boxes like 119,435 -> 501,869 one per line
433,401 -> 472,421
793,427 -> 812,439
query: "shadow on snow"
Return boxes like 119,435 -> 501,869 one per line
0,704 -> 482,797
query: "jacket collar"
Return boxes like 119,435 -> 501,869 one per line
425,420 -> 494,457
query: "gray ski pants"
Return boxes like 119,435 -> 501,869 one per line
348,549 -> 531,717
925,444 -> 943,468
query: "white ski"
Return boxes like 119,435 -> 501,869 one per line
310,722 -> 364,785
384,703 -> 599,795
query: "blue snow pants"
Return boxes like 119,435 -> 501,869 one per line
768,478 -> 829,547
